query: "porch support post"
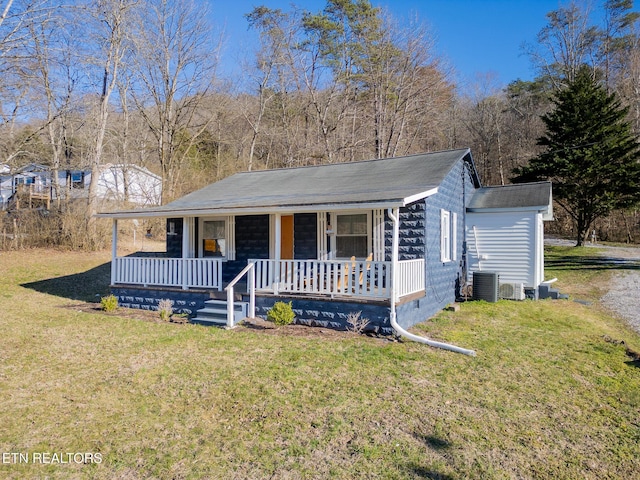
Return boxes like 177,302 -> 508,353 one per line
390,207 -> 400,303
182,217 -> 191,290
182,217 -> 191,259
111,219 -> 118,286
248,265 -> 255,319
274,213 -> 281,294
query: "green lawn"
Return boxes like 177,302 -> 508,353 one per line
0,247 -> 639,479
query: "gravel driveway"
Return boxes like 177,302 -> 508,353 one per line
548,238 -> 640,334
598,246 -> 640,334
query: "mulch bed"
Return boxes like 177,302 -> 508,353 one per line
63,302 -> 392,341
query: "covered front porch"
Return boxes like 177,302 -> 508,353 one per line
106,205 -> 427,328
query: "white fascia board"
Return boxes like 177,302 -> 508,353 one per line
467,206 -> 549,214
542,190 -> 554,220
402,187 -> 438,206
95,200 -> 404,219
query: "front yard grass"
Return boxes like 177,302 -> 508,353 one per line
0,247 -> 639,479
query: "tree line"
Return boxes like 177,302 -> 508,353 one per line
1,0 -> 640,248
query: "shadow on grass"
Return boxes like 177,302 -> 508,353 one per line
417,434 -> 453,451
545,255 -> 640,272
21,261 -> 112,303
404,466 -> 457,480
626,360 -> 640,369
401,433 -> 456,479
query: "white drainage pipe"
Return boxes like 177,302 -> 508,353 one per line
388,207 -> 476,357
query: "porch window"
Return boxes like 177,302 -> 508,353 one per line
202,219 -> 226,257
335,213 -> 369,259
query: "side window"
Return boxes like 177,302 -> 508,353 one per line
68,171 -> 85,189
451,212 -> 457,261
440,209 -> 451,262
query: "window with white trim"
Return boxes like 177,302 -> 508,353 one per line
333,212 -> 370,259
201,218 -> 227,258
451,212 -> 457,261
440,209 -> 455,263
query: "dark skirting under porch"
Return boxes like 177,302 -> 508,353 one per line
249,294 -> 393,334
111,286 -> 214,316
110,285 -> 435,334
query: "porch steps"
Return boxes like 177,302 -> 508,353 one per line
190,299 -> 248,327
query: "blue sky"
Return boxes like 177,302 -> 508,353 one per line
211,0 -> 565,88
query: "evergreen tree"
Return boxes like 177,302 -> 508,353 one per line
513,66 -> 640,246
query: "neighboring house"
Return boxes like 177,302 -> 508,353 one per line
0,163 -> 51,209
0,163 -> 162,209
97,148 -> 553,333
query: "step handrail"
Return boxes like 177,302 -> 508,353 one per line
224,261 -> 256,328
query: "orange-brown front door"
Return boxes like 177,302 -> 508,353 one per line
280,215 -> 294,259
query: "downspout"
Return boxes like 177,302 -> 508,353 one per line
388,207 -> 476,357
472,225 -> 483,271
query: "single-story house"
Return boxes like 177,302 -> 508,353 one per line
0,163 -> 162,209
97,148 -> 552,333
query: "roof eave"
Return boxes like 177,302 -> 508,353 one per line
402,187 -> 438,206
467,205 -> 552,215
96,199 -> 407,219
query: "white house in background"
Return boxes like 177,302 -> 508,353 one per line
465,182 -> 553,298
89,164 -> 162,206
0,163 -> 162,209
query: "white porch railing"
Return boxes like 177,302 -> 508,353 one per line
112,257 -> 223,290
112,256 -> 425,301
396,258 -> 426,299
225,261 -> 256,329
251,258 -> 425,301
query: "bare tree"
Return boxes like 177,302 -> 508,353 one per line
243,6 -> 296,171
74,0 -> 137,247
0,0 -> 50,166
617,29 -> 640,135
26,5 -> 81,207
130,0 -> 220,202
526,1 -> 599,88
301,1 -> 451,161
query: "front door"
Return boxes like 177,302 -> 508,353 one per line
280,215 -> 294,259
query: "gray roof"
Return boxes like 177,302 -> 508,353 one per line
467,182 -> 552,214
98,148 -> 477,218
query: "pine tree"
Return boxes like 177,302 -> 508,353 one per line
513,66 -> 640,246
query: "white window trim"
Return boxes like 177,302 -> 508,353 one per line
440,209 -> 451,263
372,208 -> 385,261
329,211 -> 372,260
198,216 -> 231,260
317,212 -> 328,260
452,211 -> 458,262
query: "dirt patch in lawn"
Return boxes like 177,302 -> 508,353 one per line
63,302 -> 165,323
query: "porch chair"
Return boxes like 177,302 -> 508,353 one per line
336,253 -> 373,292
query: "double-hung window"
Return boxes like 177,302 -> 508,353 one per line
334,213 -> 370,259
440,209 -> 457,263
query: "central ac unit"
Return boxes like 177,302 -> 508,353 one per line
498,282 -> 525,300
